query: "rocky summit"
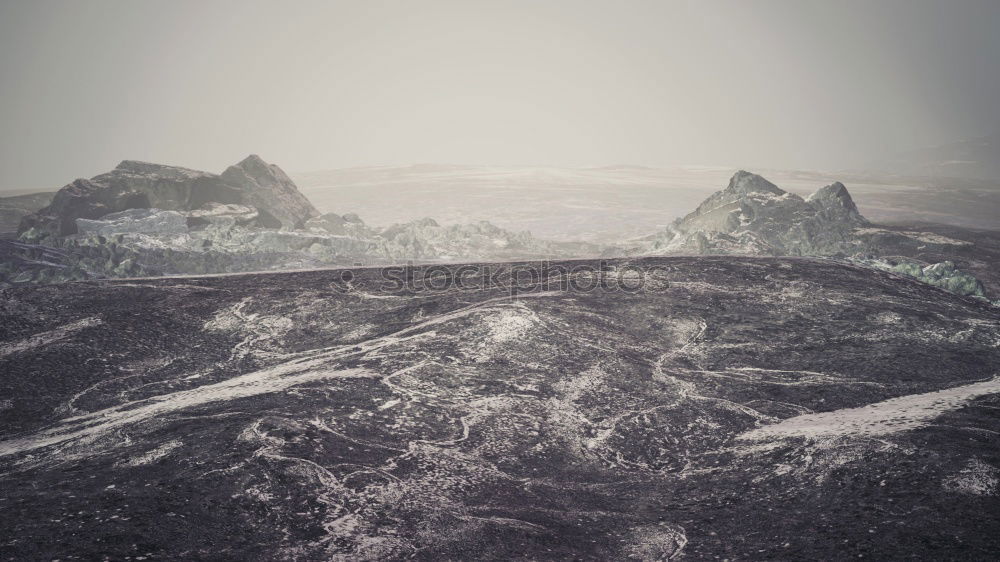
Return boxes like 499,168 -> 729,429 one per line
806,181 -> 865,222
644,170 -> 869,256
17,155 -> 319,241
636,171 -> 1000,303
219,155 -> 319,229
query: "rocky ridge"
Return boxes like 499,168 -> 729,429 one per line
2,157 -> 597,286
645,170 -> 869,256
219,155 -> 319,229
638,170 -> 998,302
18,155 -> 319,241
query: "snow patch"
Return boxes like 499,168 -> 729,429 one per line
739,376 -> 1000,441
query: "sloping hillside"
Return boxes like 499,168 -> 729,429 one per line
1,257 -> 998,559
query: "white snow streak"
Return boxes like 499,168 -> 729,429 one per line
0,292 -> 563,460
739,376 -> 1000,441
0,317 -> 102,359
0,364 -> 376,458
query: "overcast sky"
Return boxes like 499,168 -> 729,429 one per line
1,0 -> 998,189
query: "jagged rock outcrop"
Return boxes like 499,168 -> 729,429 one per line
807,181 -> 865,222
18,162 -> 236,240
646,171 -> 869,256
635,171 -> 997,302
185,203 -> 264,231
219,155 -> 318,229
18,156 -> 317,241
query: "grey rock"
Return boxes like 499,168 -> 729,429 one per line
647,171 -> 868,256
634,171 -> 997,300
305,212 -> 348,234
18,156 -> 316,240
219,155 -> 318,229
807,181 -> 867,224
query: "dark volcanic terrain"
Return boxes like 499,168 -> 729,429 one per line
1,257 -> 999,560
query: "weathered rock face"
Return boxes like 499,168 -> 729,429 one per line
807,181 -> 866,223
109,161 -> 244,210
633,171 -> 1000,303
219,155 -> 318,229
18,156 -> 317,240
18,162 -> 238,240
647,171 -> 869,256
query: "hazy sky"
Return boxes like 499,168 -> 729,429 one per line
1,0 -> 998,189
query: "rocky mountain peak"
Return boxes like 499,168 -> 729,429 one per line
807,181 -> 866,224
222,154 -> 288,185
648,172 -> 869,256
808,181 -> 858,209
220,155 -> 318,229
18,155 -> 319,239
725,170 -> 786,196
238,153 -> 268,166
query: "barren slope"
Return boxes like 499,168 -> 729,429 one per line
0,257 -> 998,560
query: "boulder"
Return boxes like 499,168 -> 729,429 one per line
807,181 -> 867,224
